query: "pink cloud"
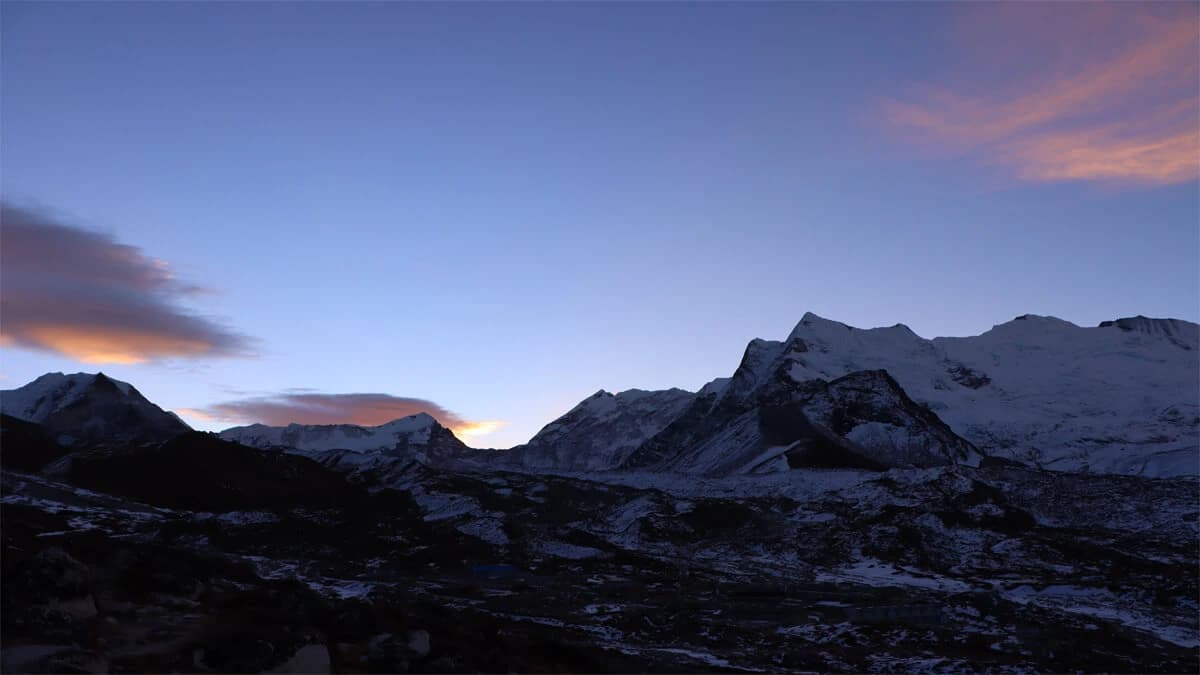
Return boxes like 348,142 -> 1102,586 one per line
883,4 -> 1199,185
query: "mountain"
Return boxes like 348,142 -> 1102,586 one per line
500,388 -> 697,470
777,312 -> 1199,476
5,308 -> 1195,481
219,413 -> 470,468
0,372 -> 190,446
624,353 -> 981,474
508,312 -> 1198,477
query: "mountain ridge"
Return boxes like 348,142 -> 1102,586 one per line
218,413 -> 472,469
5,311 -> 1196,478
496,311 -> 1199,477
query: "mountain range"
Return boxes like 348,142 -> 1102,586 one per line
21,311 -> 1179,479
1,311 -> 1197,673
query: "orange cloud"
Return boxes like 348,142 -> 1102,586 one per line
14,325 -> 224,365
0,204 -> 254,364
884,4 -> 1199,185
192,392 -> 504,440
453,420 -> 506,440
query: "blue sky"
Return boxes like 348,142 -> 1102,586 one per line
2,2 -> 1197,447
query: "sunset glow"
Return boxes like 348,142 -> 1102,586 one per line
3,325 -> 217,365
452,420 -> 506,441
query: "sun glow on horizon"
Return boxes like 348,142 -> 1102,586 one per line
452,420 -> 506,442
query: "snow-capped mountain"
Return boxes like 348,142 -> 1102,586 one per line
0,372 -> 190,445
507,312 -> 1197,478
775,312 -> 1199,476
219,413 -> 470,468
500,388 -> 697,470
624,353 -> 981,474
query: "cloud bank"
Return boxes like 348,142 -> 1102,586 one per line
884,4 -> 1199,185
184,392 -> 503,440
0,203 -> 254,364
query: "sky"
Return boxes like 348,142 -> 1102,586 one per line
2,1 -> 1197,448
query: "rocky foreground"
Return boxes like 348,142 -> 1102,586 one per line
2,429 -> 1197,673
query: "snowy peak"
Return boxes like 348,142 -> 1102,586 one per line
787,312 -> 926,360
789,312 -> 920,341
219,412 -> 463,458
779,313 -> 1198,476
627,344 -> 980,475
1099,316 -> 1199,350
377,412 -> 439,432
790,311 -> 853,338
978,314 -> 1081,340
1009,314 -> 1076,325
503,387 -> 697,471
567,390 -> 621,417
722,338 -> 786,404
625,309 -> 1196,477
0,372 -> 190,445
2,372 -> 122,422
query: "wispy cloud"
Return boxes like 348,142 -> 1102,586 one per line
883,4 -> 1199,185
183,392 -> 504,440
0,203 -> 254,364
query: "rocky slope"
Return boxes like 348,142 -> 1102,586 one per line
624,357 -> 981,475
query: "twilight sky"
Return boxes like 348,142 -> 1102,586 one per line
2,1 -> 1197,447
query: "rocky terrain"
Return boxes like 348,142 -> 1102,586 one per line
3,420 -> 1198,672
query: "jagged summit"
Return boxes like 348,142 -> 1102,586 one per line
791,312 -> 918,336
788,311 -> 851,340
